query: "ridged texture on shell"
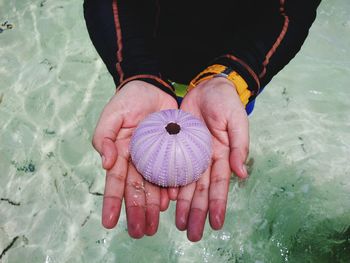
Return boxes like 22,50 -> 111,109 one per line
130,109 -> 212,187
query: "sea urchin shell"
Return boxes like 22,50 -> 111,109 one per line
130,109 -> 212,187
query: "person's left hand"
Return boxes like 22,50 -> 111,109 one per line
174,77 -> 250,242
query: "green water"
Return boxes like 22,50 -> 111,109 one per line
0,0 -> 350,262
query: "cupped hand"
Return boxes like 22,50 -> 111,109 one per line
176,77 -> 250,242
92,80 -> 178,238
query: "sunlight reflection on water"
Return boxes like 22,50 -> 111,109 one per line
0,0 -> 349,262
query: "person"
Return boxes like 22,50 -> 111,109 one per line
83,0 -> 321,242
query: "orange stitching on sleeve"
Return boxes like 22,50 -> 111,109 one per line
224,54 -> 261,93
112,0 -> 124,83
116,74 -> 174,92
259,0 -> 290,78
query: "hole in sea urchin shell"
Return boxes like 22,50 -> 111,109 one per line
165,122 -> 181,135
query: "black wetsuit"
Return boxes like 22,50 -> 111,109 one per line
83,0 -> 321,112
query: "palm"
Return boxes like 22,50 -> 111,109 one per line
113,84 -> 177,160
181,94 -> 230,161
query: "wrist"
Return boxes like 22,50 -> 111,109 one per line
194,77 -> 241,101
189,64 -> 251,106
116,74 -> 177,101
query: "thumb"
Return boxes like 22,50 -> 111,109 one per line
229,147 -> 248,179
101,138 -> 117,170
227,112 -> 249,179
92,103 -> 123,170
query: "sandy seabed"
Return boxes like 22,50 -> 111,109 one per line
0,0 -> 350,262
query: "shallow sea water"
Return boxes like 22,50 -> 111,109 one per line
0,0 -> 350,262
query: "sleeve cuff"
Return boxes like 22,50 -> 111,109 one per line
188,64 -> 253,107
211,55 -> 261,99
116,74 -> 177,101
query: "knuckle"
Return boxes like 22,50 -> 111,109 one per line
107,171 -> 126,183
211,174 -> 228,185
196,182 -> 208,193
190,207 -> 206,215
177,197 -> 191,206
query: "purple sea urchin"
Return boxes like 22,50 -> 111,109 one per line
130,109 -> 212,187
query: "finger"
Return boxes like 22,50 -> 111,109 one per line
92,104 -> 123,165
160,188 -> 170,211
208,158 -> 231,230
102,155 -> 128,229
187,169 -> 210,242
125,163 -> 146,239
101,138 -> 117,170
175,182 -> 196,231
227,113 -> 249,178
168,187 -> 179,201
144,181 -> 160,236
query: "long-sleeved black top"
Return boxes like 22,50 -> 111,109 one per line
84,0 -> 321,107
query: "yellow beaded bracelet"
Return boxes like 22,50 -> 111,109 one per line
188,64 -> 252,106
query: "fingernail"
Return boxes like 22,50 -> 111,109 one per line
176,216 -> 187,231
214,214 -> 222,228
242,164 -> 248,178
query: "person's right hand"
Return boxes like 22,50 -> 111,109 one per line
92,80 -> 178,238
